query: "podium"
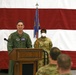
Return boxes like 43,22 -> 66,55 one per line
9,48 -> 43,75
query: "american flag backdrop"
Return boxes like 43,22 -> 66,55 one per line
0,0 -> 76,69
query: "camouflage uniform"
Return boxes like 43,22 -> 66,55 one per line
59,73 -> 72,75
34,37 -> 53,69
53,71 -> 72,75
36,64 -> 58,75
7,31 -> 32,75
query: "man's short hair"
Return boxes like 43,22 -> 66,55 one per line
41,29 -> 47,33
17,20 -> 24,25
50,47 -> 61,60
57,54 -> 71,70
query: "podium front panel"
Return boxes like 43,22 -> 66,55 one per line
22,64 -> 33,75
16,49 -> 42,61
20,61 -> 37,75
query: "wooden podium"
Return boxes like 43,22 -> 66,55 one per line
9,48 -> 43,75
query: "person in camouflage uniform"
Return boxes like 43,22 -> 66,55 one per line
7,20 -> 32,75
56,54 -> 72,75
36,47 -> 61,75
34,29 -> 53,69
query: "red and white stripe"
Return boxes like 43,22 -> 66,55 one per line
1,0 -> 76,69
0,0 -> 76,51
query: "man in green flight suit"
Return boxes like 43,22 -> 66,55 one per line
7,20 -> 32,75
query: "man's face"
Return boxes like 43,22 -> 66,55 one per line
17,22 -> 24,31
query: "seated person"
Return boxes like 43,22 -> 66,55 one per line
57,54 -> 72,75
36,47 -> 61,75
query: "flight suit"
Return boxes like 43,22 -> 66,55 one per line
7,31 -> 32,75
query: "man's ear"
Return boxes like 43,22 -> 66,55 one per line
71,61 -> 73,68
23,25 -> 24,28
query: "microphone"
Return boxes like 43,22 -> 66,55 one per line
4,38 -> 8,42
